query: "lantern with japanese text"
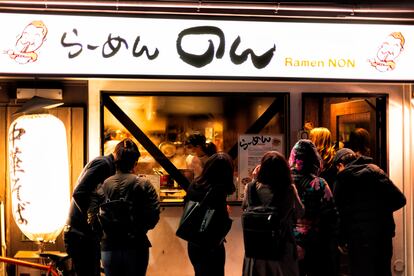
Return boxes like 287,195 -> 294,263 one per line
8,109 -> 70,244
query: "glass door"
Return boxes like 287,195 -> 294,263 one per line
302,93 -> 387,171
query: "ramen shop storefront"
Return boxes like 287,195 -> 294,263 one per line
0,11 -> 413,276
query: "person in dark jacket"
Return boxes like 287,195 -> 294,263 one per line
94,138 -> 160,276
288,139 -> 339,276
347,128 -> 371,157
242,151 -> 303,276
185,152 -> 235,276
64,139 -> 127,276
333,148 -> 406,276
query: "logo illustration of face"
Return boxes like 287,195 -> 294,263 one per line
368,32 -> 405,72
17,23 -> 46,53
7,21 -> 48,64
376,34 -> 403,62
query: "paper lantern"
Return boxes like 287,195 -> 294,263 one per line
8,113 -> 70,243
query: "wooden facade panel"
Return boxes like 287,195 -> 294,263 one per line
0,107 -> 6,203
71,107 -> 84,192
50,108 -> 73,192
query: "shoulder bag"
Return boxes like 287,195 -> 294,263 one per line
176,188 -> 232,248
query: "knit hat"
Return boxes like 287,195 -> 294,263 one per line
333,148 -> 355,165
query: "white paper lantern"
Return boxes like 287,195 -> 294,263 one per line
8,113 -> 70,243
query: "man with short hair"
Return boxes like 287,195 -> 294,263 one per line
64,140 -> 129,276
333,148 -> 406,276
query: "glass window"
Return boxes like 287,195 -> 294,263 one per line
102,93 -> 288,203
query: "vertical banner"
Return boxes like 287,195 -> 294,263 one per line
237,134 -> 283,200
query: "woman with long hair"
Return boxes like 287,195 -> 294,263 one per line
309,127 -> 337,190
185,152 -> 236,276
242,151 -> 302,276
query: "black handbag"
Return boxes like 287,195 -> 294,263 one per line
176,188 -> 232,248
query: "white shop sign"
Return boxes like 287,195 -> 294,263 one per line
0,12 -> 413,80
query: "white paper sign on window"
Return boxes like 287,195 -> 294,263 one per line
237,134 -> 283,201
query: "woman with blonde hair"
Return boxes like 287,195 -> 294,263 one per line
309,127 -> 336,190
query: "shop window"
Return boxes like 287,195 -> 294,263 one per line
102,92 -> 288,203
302,93 -> 387,171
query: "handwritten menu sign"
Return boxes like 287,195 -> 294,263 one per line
237,134 -> 283,200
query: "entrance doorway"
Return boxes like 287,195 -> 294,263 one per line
302,93 -> 387,171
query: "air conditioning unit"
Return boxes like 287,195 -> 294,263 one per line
16,88 -> 63,100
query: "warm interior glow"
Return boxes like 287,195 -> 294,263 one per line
8,113 -> 70,243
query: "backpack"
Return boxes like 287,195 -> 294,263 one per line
98,179 -> 139,239
241,181 -> 288,260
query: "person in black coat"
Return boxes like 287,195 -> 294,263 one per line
333,148 -> 406,276
184,152 -> 235,276
289,139 -> 339,276
64,139 -> 131,276
95,138 -> 160,276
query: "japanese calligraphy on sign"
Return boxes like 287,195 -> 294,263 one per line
0,12 -> 414,80
237,134 -> 283,200
9,122 -> 30,225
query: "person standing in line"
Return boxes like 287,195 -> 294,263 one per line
348,128 -> 371,157
242,151 -> 303,276
309,127 -> 337,190
185,152 -> 235,276
185,133 -> 217,178
93,138 -> 160,276
64,139 -> 129,276
288,139 -> 339,276
309,127 -> 342,274
333,148 -> 406,276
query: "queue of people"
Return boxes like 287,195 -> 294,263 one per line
64,127 -> 405,276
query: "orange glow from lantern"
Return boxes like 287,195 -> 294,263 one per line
8,113 -> 70,243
